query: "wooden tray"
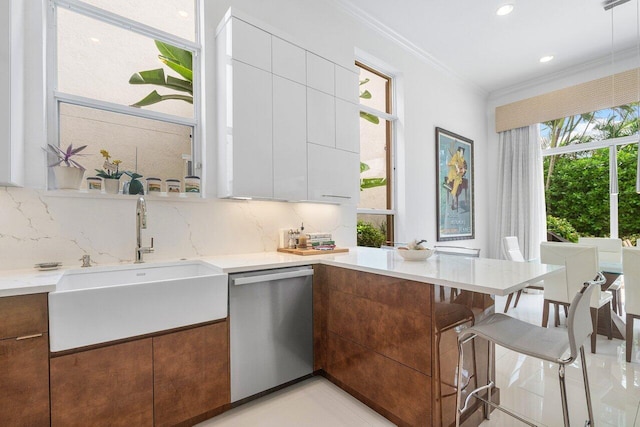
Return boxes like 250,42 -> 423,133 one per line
277,247 -> 349,256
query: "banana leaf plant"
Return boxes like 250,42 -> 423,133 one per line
360,162 -> 387,191
128,41 -> 193,107
359,78 -> 379,124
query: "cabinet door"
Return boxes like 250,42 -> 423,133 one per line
272,36 -> 305,85
335,99 -> 359,153
229,17 -> 271,72
335,65 -> 359,104
273,75 -> 307,200
306,52 -> 334,95
307,88 -> 335,148
0,0 -> 24,187
50,339 -> 153,427
308,144 -> 358,204
0,335 -> 50,426
231,60 -> 273,198
154,322 -> 229,427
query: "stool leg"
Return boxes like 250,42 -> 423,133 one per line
627,314 -> 634,363
503,293 -> 514,313
558,363 -> 570,427
590,307 -> 598,354
485,342 -> 493,420
580,346 -> 594,426
455,336 -> 466,427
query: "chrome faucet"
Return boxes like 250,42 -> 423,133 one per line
135,196 -> 154,263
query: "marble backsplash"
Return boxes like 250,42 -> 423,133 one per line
0,187 -> 356,270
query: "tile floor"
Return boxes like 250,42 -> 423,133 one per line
198,292 -> 640,427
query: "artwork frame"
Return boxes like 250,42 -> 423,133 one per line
435,127 -> 474,241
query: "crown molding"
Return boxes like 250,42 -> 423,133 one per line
333,0 -> 488,97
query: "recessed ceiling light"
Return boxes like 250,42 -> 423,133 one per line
178,10 -> 189,18
496,4 -> 514,16
89,37 -> 100,43
539,55 -> 554,63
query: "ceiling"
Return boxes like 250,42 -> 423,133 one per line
339,0 -> 640,95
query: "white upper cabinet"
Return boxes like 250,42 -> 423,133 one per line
335,65 -> 359,104
273,75 -> 307,201
0,0 -> 24,187
306,52 -> 334,95
307,144 -> 359,205
228,18 -> 271,72
335,99 -> 359,153
307,88 -> 335,148
272,37 -> 305,85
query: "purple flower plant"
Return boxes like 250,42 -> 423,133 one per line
46,144 -> 87,170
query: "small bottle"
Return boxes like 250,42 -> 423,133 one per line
86,177 -> 102,191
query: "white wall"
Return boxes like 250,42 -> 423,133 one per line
0,0 -> 490,270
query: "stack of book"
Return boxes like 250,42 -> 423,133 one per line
307,233 -> 335,250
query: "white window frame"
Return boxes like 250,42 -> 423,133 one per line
542,134 -> 639,239
46,0 -> 203,186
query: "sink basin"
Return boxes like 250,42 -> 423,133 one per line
49,260 -> 228,352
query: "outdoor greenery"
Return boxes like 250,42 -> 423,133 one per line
356,221 -> 386,248
546,215 -> 579,242
542,102 -> 640,241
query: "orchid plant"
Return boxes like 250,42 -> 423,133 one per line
46,144 -> 87,170
95,149 -> 124,180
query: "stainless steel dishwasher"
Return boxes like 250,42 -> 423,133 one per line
229,265 -> 314,403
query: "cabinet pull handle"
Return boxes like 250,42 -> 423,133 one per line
322,194 -> 351,199
16,333 -> 43,341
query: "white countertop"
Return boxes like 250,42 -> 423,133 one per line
0,247 -> 562,297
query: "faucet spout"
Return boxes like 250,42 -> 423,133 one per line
135,197 -> 154,263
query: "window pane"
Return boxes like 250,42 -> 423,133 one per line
78,0 -> 195,41
544,149 -> 609,238
359,117 -> 390,210
617,144 -> 640,243
57,8 -> 193,119
59,103 -> 193,190
358,67 -> 389,113
357,214 -> 393,247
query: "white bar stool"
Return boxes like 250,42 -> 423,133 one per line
455,272 -> 605,427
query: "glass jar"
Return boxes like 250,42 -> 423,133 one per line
184,176 -> 200,193
146,177 -> 162,193
166,178 -> 181,194
86,177 -> 102,191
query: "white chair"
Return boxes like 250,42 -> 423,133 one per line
579,237 -> 624,314
623,247 -> 640,362
540,242 -> 613,353
455,275 -> 604,427
501,236 -> 543,313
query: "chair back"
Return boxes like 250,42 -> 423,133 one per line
540,242 -> 599,306
566,278 -> 602,361
623,247 -> 640,315
433,246 -> 480,257
502,236 -> 525,262
578,237 -> 622,264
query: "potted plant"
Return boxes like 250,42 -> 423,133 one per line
123,171 -> 144,195
46,143 -> 87,190
95,149 -> 124,194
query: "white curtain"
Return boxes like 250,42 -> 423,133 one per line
494,125 -> 547,260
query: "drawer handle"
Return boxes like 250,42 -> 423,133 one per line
16,333 -> 43,341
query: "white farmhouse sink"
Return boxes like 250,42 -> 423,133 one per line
49,260 -> 228,352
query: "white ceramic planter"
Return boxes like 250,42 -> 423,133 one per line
53,167 -> 84,190
103,178 -> 120,194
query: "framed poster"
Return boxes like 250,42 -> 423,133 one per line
435,127 -> 474,241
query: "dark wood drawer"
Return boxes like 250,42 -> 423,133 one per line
0,293 -> 48,339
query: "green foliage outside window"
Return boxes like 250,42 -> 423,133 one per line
546,215 -> 579,242
357,221 -> 386,248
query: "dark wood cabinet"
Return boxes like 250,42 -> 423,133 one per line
154,322 -> 230,427
315,265 -> 433,426
50,320 -> 230,427
0,293 -> 50,427
50,338 -> 154,427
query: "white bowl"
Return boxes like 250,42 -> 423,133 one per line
397,248 -> 434,261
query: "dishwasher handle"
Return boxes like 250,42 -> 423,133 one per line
231,268 -> 314,286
